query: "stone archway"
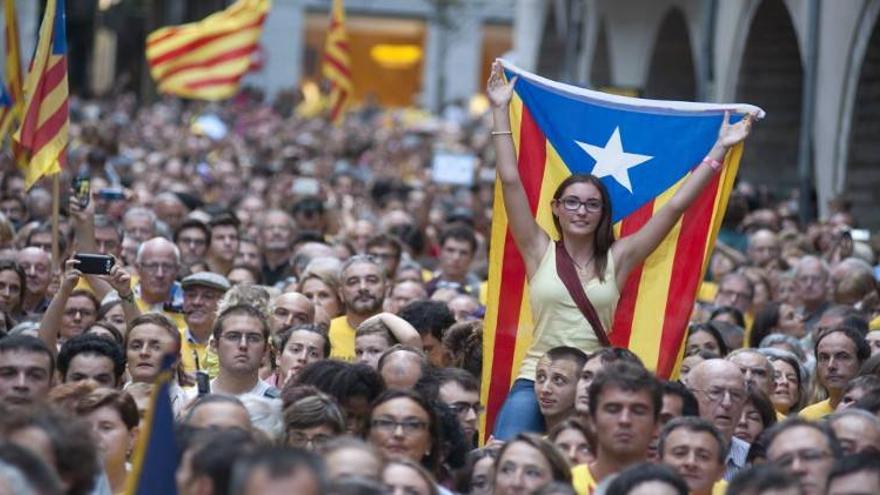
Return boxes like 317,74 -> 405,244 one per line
643,7 -> 696,100
846,17 -> 880,230
735,0 -> 803,194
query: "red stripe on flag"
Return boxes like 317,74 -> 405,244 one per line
156,44 -> 258,82
609,200 -> 655,347
484,105 -> 548,436
484,234 -> 527,436
147,16 -> 266,67
329,88 -> 348,122
41,58 -> 67,92
323,53 -> 351,79
146,28 -> 183,48
30,98 -> 68,151
517,107 -> 547,212
655,174 -> 721,376
17,56 -> 63,145
183,74 -> 245,90
334,40 -> 349,52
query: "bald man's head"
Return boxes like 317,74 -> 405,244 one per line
687,359 -> 747,441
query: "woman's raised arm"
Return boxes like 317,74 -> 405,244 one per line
612,111 -> 756,287
488,61 -> 549,274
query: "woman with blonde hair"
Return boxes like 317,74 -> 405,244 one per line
299,270 -> 344,324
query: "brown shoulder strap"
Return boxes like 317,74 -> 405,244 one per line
555,241 -> 610,347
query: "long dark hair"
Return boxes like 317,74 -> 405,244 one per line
551,174 -> 614,282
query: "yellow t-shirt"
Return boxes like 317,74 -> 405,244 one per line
869,315 -> 880,331
712,479 -> 728,494
329,315 -> 356,361
178,329 -> 210,375
571,464 -> 596,495
799,398 -> 834,420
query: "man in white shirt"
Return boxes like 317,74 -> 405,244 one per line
210,304 -> 279,399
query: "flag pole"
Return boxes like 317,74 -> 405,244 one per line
51,174 -> 60,268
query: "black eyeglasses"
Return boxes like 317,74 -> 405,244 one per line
557,196 -> 602,213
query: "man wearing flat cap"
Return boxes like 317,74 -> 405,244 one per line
179,272 -> 230,375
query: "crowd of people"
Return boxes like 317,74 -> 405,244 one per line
0,73 -> 877,495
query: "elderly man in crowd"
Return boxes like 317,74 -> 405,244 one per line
134,237 -> 185,326
686,359 -> 750,480
179,272 -> 230,374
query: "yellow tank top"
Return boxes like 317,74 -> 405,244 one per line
518,243 -> 620,381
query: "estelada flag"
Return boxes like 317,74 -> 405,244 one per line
146,0 -> 270,101
481,60 -> 764,440
125,354 -> 180,495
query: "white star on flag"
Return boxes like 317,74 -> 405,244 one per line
576,127 -> 653,193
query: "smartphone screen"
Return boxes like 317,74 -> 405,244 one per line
72,176 -> 90,208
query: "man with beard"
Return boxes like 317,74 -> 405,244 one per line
179,272 -> 230,374
572,362 -> 662,495
329,256 -> 387,360
258,210 -> 296,286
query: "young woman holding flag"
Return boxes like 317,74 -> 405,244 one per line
486,61 -> 756,438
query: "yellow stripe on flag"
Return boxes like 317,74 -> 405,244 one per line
149,29 -> 261,78
145,0 -> 268,100
536,143 -> 569,239
626,178 -> 685,368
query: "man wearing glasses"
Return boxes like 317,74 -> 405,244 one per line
793,256 -> 831,333
764,418 -> 842,495
712,272 -> 754,317
133,237 -> 185,328
686,359 -> 749,480
174,219 -> 211,267
437,367 -> 482,448
210,304 -> 279,399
